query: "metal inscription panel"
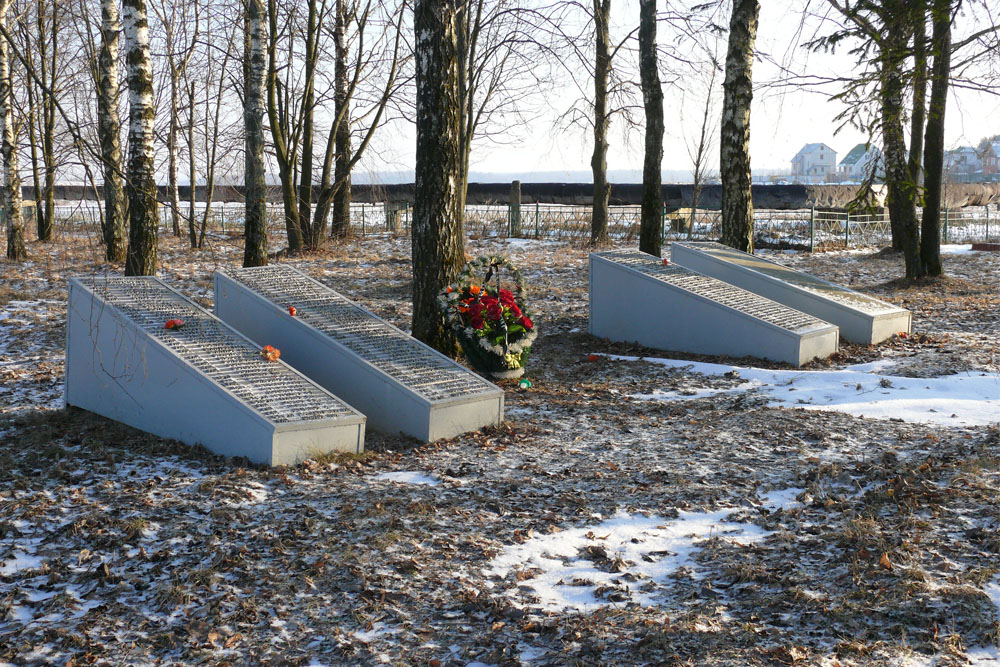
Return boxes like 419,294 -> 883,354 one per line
594,250 -> 828,332
78,277 -> 355,424
224,266 -> 497,403
675,242 -> 898,315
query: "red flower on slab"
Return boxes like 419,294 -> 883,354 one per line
164,319 -> 185,330
469,316 -> 485,330
288,306 -> 297,317
662,258 -> 670,266
899,331 -> 908,339
587,354 -> 599,362
260,345 -> 281,362
508,303 -> 523,318
498,289 -> 516,307
519,315 -> 533,330
486,303 -> 504,321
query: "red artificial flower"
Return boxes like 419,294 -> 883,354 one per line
508,303 -> 522,318
498,289 -> 516,306
587,354 -> 599,362
260,345 -> 281,362
469,316 -> 485,330
899,331 -> 908,339
486,303 -> 504,321
164,319 -> 185,330
288,306 -> 297,316
662,258 -> 670,266
468,301 -> 485,317
519,315 -> 533,330
480,294 -> 498,307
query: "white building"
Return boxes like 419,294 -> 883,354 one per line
791,143 -> 837,184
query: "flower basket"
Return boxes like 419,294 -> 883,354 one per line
438,255 -> 537,380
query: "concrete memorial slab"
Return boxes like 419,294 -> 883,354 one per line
589,250 -> 839,367
214,265 -> 504,442
670,241 -> 911,344
65,277 -> 365,465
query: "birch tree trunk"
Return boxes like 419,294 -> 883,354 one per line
589,0 -> 611,246
330,0 -> 352,239
920,0 -> 951,278
123,0 -> 159,276
637,0 -> 662,256
1,0 -> 25,261
244,0 -> 268,267
98,0 -> 126,262
719,0 -> 758,253
412,0 -> 464,354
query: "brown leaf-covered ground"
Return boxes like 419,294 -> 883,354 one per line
1,224 -> 999,666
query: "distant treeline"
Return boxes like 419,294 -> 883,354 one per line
27,182 -> 1000,211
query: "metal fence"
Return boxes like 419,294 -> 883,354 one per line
42,201 -> 1000,251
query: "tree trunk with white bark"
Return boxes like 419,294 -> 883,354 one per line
122,0 -> 159,276
719,0 -> 758,253
1,0 -> 24,261
244,0 -> 268,267
98,0 -> 126,262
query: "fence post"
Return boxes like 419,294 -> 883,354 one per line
845,210 -> 850,248
361,205 -> 366,236
220,206 -> 226,234
809,207 -> 815,252
986,204 -> 991,242
534,202 -> 540,238
509,180 -> 521,237
405,202 -> 410,232
944,209 -> 949,243
661,204 -> 665,243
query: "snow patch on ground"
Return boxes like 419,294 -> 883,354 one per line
371,471 -> 441,486
485,502 -> 784,612
611,355 -> 1000,427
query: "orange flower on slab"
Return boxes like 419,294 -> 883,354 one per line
288,306 -> 297,316
469,284 -> 482,296
260,345 -> 281,362
164,319 -> 185,330
587,354 -> 599,362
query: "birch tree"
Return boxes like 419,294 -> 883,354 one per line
1,0 -> 24,261
637,0 -> 662,256
411,0 -> 464,354
719,0 -> 758,253
122,0 -> 158,276
98,0 -> 126,262
244,0 -> 268,267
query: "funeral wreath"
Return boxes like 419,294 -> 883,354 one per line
438,255 -> 536,379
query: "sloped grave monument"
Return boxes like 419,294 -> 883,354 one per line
65,277 -> 366,465
589,250 -> 839,367
214,265 -> 504,442
671,241 -> 911,344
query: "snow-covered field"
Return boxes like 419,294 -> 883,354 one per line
1,232 -> 999,665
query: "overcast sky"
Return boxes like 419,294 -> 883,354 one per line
364,0 -> 1000,181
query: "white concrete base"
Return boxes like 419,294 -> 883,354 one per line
65,277 -> 365,466
590,251 -> 839,367
215,266 -> 504,442
671,242 -> 911,344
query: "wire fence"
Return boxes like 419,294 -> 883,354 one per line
40,200 -> 1000,251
